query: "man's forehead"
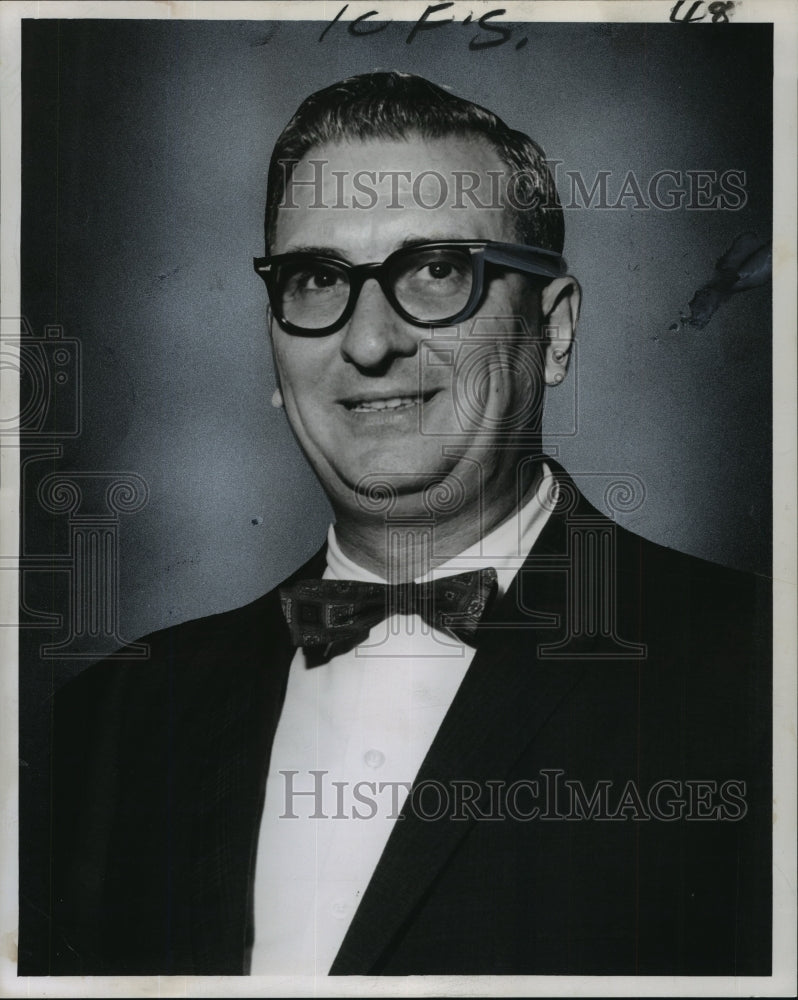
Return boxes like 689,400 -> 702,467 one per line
272,134 -> 516,256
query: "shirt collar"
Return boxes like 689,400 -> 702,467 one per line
325,461 -> 558,599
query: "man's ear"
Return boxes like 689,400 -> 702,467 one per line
540,276 -> 581,386
266,306 -> 284,406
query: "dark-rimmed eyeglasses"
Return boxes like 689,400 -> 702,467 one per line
253,240 -> 566,336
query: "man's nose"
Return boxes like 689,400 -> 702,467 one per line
339,278 -> 418,372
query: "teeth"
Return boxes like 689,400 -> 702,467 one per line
350,396 -> 421,412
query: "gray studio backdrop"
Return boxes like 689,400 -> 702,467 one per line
21,18 -> 772,656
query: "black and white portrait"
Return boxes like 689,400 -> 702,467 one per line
4,1 -> 795,994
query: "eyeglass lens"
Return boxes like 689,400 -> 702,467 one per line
276,247 -> 475,330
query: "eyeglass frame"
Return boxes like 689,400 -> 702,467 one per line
252,240 -> 567,337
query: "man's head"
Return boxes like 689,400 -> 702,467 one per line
264,71 -> 563,257
257,72 -> 580,532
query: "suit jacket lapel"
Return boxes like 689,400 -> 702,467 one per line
330,486 -> 596,974
188,546 -> 328,974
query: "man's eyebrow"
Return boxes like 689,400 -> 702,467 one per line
279,244 -> 348,259
278,235 -> 476,260
397,234 -> 473,249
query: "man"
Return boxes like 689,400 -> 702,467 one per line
45,72 -> 771,977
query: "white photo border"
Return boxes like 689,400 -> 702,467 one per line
1,2 -> 795,996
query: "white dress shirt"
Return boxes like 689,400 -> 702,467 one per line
250,464 -> 557,975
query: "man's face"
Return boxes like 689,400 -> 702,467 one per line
269,135 -> 550,519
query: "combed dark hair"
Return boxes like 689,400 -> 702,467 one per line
265,71 -> 564,254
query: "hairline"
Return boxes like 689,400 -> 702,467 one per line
266,123 -> 534,254
269,127 -> 528,251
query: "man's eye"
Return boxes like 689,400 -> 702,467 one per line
424,261 -> 455,280
414,258 -> 469,283
299,267 -> 342,290
284,266 -> 345,296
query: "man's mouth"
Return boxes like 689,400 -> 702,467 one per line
342,391 -> 437,413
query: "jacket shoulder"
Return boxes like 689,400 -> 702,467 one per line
612,520 -> 771,622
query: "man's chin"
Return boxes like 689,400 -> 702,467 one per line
330,459 -> 466,518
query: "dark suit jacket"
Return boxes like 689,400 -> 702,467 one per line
37,469 -> 771,976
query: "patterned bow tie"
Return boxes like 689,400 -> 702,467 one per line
279,567 -> 498,660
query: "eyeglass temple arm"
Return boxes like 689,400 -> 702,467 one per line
483,243 -> 567,279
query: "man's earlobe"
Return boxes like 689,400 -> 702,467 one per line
541,276 -> 581,387
266,309 -> 285,407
